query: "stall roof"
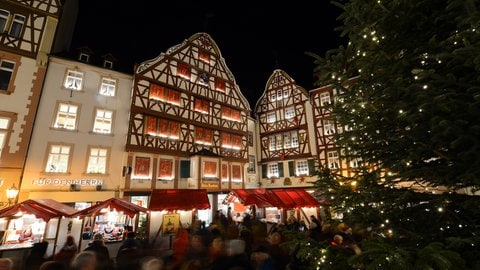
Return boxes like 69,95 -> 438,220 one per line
73,197 -> 148,218
0,199 -> 77,222
228,188 -> 320,209
149,189 -> 211,211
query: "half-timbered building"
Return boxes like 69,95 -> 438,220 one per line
125,33 -> 253,211
255,69 -> 317,188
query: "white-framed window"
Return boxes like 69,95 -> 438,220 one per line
291,131 -> 299,148
328,151 -> 340,169
267,112 -> 276,123
285,107 -> 295,119
324,119 -> 336,135
269,136 -> 276,151
268,163 -> 279,178
79,53 -> 89,62
86,146 -> 108,174
283,89 -> 289,98
99,78 -> 116,96
320,92 -> 331,106
284,133 -> 291,148
64,70 -> 83,90
93,109 -> 113,134
0,59 -> 15,91
0,10 -> 9,33
103,60 -> 113,69
276,134 -> 283,150
0,116 -> 10,157
9,14 -> 25,38
296,160 -> 309,176
277,90 -> 283,100
45,144 -> 72,173
350,158 -> 362,168
270,92 -> 276,102
54,103 -> 79,130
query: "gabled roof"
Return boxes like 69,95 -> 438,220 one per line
73,197 -> 147,218
0,199 -> 77,222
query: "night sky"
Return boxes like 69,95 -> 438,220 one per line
71,1 -> 346,107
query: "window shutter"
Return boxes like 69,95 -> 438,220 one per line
180,160 -> 190,178
262,164 -> 267,178
308,159 -> 315,176
288,161 -> 295,176
278,162 -> 284,177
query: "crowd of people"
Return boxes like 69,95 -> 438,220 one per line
3,211 -> 363,270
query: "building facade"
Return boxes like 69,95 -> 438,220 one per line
0,0 -> 77,205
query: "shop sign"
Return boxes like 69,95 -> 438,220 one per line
32,178 -> 104,186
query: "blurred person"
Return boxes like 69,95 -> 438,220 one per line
39,261 -> 66,270
115,231 -> 142,270
54,235 -> 78,267
0,258 -> 14,270
84,233 -> 112,270
70,251 -> 97,270
19,226 -> 34,242
141,257 -> 164,270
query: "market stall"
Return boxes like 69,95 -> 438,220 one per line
0,199 -> 78,268
226,188 -> 320,229
73,197 -> 148,254
148,189 -> 210,248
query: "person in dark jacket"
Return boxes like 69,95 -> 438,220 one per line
115,231 -> 142,270
84,233 -> 112,270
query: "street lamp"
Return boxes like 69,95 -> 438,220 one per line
5,184 -> 19,206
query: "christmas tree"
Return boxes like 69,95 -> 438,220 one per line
289,0 -> 480,269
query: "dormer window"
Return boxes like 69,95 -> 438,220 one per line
79,53 -> 90,63
103,60 -> 113,69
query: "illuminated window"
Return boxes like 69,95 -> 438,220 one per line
215,78 -> 225,92
177,62 -> 191,79
350,158 -> 362,168
0,59 -> 15,92
222,106 -> 241,122
283,89 -> 289,98
291,132 -> 299,147
93,109 -> 113,134
284,133 -> 291,148
45,144 -> 72,173
0,116 -> 11,157
54,103 -> 79,130
320,92 -> 331,106
194,99 -> 209,114
199,49 -> 210,63
324,119 -> 335,135
248,155 -> 256,173
145,116 -> 179,140
221,132 -> 242,150
269,136 -> 275,151
285,107 -> 295,119
328,151 -> 340,169
195,127 -> 212,145
268,163 -> 279,178
64,70 -> 83,90
9,14 -> 24,38
267,112 -> 276,123
86,146 -> 108,174
270,92 -> 276,102
276,134 -> 283,150
99,78 -> 116,96
158,159 -> 174,180
296,160 -> 308,175
149,84 -> 181,106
